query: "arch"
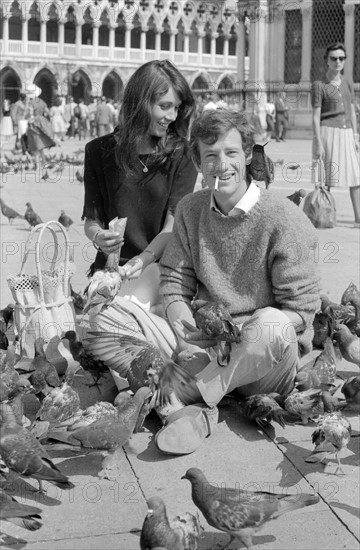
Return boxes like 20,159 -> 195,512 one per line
131,12 -> 141,48
28,2 -> 41,42
34,67 -> 57,106
218,74 -> 234,91
99,10 -> 110,46
102,71 -> 124,102
146,15 -> 156,49
9,1 -> 22,40
115,12 -> 125,48
175,18 -> 185,52
64,6 -> 76,43
0,65 -> 22,107
191,73 -> 212,97
70,69 -> 92,103
161,16 -> 171,50
46,4 -> 59,42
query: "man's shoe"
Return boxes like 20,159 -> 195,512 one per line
155,403 -> 219,455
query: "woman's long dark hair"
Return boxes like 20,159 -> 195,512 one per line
115,60 -> 196,175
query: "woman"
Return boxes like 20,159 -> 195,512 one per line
0,99 -> 14,142
312,42 -> 360,227
82,60 -> 197,297
26,95 -> 55,166
49,97 -> 67,144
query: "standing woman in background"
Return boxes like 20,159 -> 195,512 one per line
82,59 -> 197,306
312,42 -> 360,227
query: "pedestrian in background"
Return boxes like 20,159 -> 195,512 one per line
275,91 -> 289,141
95,96 -> 113,137
312,42 -> 360,227
50,97 -> 67,143
10,93 -> 28,150
0,98 -> 14,142
265,96 -> 276,140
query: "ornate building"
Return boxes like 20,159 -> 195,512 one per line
0,0 -> 359,133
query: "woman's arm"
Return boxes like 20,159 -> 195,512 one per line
121,210 -> 175,279
84,217 -> 123,255
312,106 -> 324,158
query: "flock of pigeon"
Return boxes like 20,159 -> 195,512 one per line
0,274 -> 359,548
0,197 -> 74,231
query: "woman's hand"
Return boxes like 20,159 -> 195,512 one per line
314,141 -> 325,159
119,257 -> 144,280
95,230 -> 123,255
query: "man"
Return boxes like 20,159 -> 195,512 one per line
76,98 -> 89,140
10,93 -> 28,150
275,91 -> 289,141
95,96 -> 113,137
90,110 -> 320,455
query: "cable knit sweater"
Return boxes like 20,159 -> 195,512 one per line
160,188 -> 321,329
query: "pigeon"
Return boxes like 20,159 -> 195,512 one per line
287,163 -> 300,170
312,311 -> 331,349
83,268 -> 122,315
0,198 -> 24,223
40,169 -> 49,181
286,189 -> 307,206
341,376 -> 360,409
320,294 -> 355,326
33,375 -> 81,425
48,386 -> 152,480
191,299 -> 241,367
0,402 -> 74,492
58,210 -> 73,230
0,345 -> 21,402
247,144 -> 274,189
334,324 -> 360,365
295,337 -> 338,391
29,338 -> 61,402
182,467 -> 319,550
0,330 -> 8,350
0,487 -> 42,531
238,393 -> 287,429
67,401 -> 119,431
63,330 -> 109,386
140,496 -> 202,550
306,412 -> 352,475
70,285 -> 87,314
284,388 -> 324,424
24,202 -> 43,227
0,304 -> 14,331
83,330 -> 196,406
75,169 -> 84,183
341,281 -> 360,306
321,389 -> 347,413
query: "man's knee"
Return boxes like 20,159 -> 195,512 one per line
242,307 -> 297,348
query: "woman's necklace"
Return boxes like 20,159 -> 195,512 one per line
138,154 -> 150,173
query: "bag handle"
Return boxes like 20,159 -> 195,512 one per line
20,224 -> 59,274
20,221 -> 71,304
313,158 -> 326,189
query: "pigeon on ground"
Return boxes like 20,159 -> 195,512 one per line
0,487 -> 42,531
40,169 -> 49,181
312,311 -> 331,349
140,496 -> 202,550
58,210 -> 73,230
306,412 -> 352,475
0,402 -> 74,492
238,393 -> 287,429
341,376 -> 360,409
75,169 -> 84,183
0,304 -> 14,331
341,281 -> 360,306
321,389 -> 347,413
320,294 -> 355,326
63,330 -> 109,386
247,143 -> 274,189
182,467 -> 319,550
33,373 -> 81,424
0,198 -> 24,223
191,299 -> 241,367
47,386 -> 152,480
67,401 -> 119,431
24,202 -> 43,227
284,388 -> 324,424
29,338 -> 61,402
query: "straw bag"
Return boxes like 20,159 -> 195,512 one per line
303,159 -> 336,229
7,221 -> 76,358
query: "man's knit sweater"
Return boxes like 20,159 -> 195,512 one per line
160,188 -> 321,329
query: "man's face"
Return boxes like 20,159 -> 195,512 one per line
199,128 -> 247,198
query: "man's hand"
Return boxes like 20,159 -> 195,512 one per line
179,319 -> 218,349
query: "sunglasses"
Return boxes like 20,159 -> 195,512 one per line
329,56 -> 346,62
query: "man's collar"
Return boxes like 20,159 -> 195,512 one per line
210,181 -> 260,217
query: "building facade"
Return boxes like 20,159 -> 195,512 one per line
0,0 -> 359,133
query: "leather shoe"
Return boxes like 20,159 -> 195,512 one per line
155,403 -> 219,455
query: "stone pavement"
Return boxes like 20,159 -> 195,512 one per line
0,136 -> 359,550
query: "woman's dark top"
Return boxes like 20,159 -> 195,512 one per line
311,77 -> 355,129
82,131 -> 198,273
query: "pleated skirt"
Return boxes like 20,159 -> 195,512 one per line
316,126 -> 360,188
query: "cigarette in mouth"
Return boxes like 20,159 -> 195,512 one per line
214,176 -> 219,191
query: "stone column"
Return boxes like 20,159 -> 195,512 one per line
58,18 -> 65,56
223,33 -> 229,67
183,31 -> 190,63
197,29 -> 205,65
210,32 -> 218,65
125,23 -> 133,60
300,3 -> 313,87
236,19 -> 246,90
40,19 -> 46,55
155,29 -> 161,57
140,27 -> 147,61
2,16 -> 9,54
75,21 -> 82,57
109,23 -> 116,59
247,1 -> 268,125
92,20 -> 100,58
343,2 -> 356,81
22,16 -> 28,55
